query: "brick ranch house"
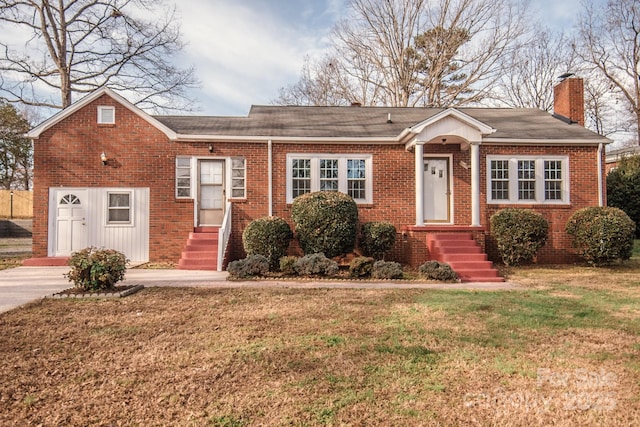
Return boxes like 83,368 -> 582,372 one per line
25,77 -> 609,281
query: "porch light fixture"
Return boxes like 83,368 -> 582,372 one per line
208,144 -> 213,153
101,152 -> 108,165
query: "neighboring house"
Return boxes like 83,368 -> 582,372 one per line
25,77 -> 609,281
605,145 -> 640,174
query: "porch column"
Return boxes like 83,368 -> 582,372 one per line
470,141 -> 480,226
415,143 -> 424,226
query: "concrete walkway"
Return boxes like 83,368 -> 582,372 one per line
0,266 -> 520,314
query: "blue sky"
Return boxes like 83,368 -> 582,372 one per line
176,0 -> 593,116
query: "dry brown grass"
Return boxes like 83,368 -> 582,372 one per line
1,258 -> 639,427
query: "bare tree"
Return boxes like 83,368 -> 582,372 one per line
277,0 -> 528,108
495,28 -> 578,111
0,0 -> 198,111
575,0 -> 640,144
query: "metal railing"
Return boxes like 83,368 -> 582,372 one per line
217,201 -> 232,272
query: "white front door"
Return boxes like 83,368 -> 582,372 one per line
54,191 -> 88,255
198,160 -> 225,225
424,158 -> 451,222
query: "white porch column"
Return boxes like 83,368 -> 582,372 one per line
415,143 -> 424,226
470,142 -> 480,226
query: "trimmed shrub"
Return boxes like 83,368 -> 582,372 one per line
360,222 -> 397,259
566,206 -> 635,265
242,216 -> 293,270
490,208 -> 549,266
606,154 -> 640,237
66,247 -> 128,291
293,253 -> 339,277
371,260 -> 403,280
349,256 -> 374,278
419,260 -> 458,282
227,254 -> 270,278
291,191 -> 358,258
279,256 -> 298,275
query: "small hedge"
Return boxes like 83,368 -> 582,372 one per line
360,222 -> 396,259
291,191 -> 358,258
566,206 -> 635,265
419,260 -> 458,282
349,256 -> 374,278
371,260 -> 403,279
66,247 -> 128,292
279,256 -> 298,275
490,208 -> 548,266
242,216 -> 293,270
293,253 -> 339,277
227,254 -> 270,278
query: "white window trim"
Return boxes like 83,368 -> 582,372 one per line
228,156 -> 247,199
106,190 -> 134,226
97,106 -> 115,124
486,155 -> 570,205
286,153 -> 373,204
176,156 -> 193,199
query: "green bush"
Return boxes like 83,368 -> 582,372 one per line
293,253 -> 339,277
227,255 -> 270,278
566,206 -> 635,265
418,260 -> 458,282
242,216 -> 293,270
291,191 -> 358,258
360,222 -> 397,259
349,256 -> 374,278
371,260 -> 403,280
279,256 -> 298,275
606,154 -> 640,237
66,247 -> 128,291
490,208 -> 549,266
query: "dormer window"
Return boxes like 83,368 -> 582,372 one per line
97,106 -> 115,124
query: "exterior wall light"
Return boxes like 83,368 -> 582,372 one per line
208,144 -> 213,153
101,152 -> 108,165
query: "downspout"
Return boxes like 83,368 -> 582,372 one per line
597,142 -> 604,207
268,139 -> 273,216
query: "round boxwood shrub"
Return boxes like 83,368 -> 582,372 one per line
293,253 -> 339,277
66,247 -> 128,291
419,260 -> 458,282
360,222 -> 397,260
227,254 -> 270,278
371,260 -> 403,280
291,191 -> 358,258
490,208 -> 549,266
566,206 -> 635,265
242,216 -> 293,270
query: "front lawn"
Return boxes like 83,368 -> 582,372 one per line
1,261 -> 639,425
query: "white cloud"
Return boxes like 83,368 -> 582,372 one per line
176,0 -> 341,115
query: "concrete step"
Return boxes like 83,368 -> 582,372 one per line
178,229 -> 220,271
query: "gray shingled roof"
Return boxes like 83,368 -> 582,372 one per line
153,105 -> 607,142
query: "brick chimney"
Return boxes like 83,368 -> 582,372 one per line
553,77 -> 584,126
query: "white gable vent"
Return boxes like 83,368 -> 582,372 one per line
97,106 -> 115,124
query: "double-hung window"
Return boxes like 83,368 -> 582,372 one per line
487,156 -> 569,204
286,154 -> 373,203
107,192 -> 132,224
176,157 -> 192,198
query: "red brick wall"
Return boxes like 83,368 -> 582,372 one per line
480,145 -> 603,263
554,78 -> 584,126
33,95 -> 605,267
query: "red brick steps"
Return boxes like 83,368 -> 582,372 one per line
177,228 -> 219,270
427,233 -> 503,282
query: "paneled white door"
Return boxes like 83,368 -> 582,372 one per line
54,191 -> 88,255
423,158 -> 451,222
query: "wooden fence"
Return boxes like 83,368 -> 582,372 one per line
0,190 -> 33,218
